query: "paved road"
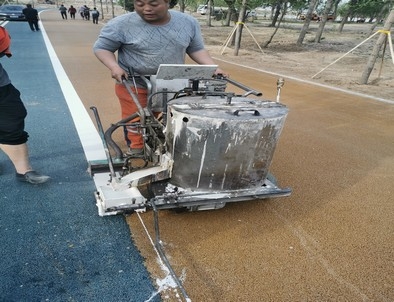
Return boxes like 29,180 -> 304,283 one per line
38,9 -> 394,301
0,15 -> 160,302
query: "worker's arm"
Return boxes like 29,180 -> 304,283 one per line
94,49 -> 128,82
188,49 -> 226,76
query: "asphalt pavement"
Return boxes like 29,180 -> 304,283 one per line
0,20 -> 160,302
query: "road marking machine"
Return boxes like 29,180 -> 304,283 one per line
89,64 -> 291,299
89,64 -> 291,217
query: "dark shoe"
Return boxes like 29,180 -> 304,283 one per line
126,148 -> 144,156
16,171 -> 50,184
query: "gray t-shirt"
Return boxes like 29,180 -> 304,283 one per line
93,10 -> 205,76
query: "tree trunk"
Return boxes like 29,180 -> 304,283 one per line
270,2 -> 282,27
178,0 -> 185,12
332,0 -> 341,18
360,9 -> 394,84
206,0 -> 213,27
223,0 -> 236,26
338,10 -> 350,33
233,0 -> 247,56
99,0 -> 103,19
263,3 -> 287,48
111,0 -> 114,18
296,0 -> 318,46
315,0 -> 334,43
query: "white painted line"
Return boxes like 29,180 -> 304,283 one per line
136,212 -> 182,301
213,57 -> 394,105
40,20 -> 106,161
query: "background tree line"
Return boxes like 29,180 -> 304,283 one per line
116,0 -> 392,26
111,0 -> 392,83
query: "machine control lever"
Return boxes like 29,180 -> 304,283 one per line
223,77 -> 263,97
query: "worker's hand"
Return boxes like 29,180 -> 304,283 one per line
213,68 -> 229,80
110,65 -> 128,83
214,67 -> 228,78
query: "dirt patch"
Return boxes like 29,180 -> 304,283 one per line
198,18 -> 393,101
51,2 -> 392,100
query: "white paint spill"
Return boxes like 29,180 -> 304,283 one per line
137,213 -> 186,302
221,164 -> 228,190
196,139 -> 207,188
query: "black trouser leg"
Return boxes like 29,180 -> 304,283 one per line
0,84 -> 29,145
28,20 -> 34,31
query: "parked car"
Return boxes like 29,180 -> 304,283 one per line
299,13 -> 320,21
0,5 -> 26,21
197,4 -> 228,16
197,4 -> 207,14
327,13 -> 336,21
246,10 -> 257,18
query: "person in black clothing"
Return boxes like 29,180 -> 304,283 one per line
83,5 -> 90,20
22,4 -> 40,32
0,27 -> 49,184
68,5 -> 76,19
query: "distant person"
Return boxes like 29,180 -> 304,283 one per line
78,6 -> 85,19
83,5 -> 90,20
22,4 -> 40,32
59,4 -> 67,20
91,7 -> 99,24
0,27 -> 50,184
68,5 -> 77,19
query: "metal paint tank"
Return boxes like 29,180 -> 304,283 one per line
165,96 -> 288,191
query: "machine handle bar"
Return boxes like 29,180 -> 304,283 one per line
218,76 -> 262,97
233,109 -> 260,116
90,106 -> 117,178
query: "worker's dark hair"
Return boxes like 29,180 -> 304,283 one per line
169,0 -> 177,8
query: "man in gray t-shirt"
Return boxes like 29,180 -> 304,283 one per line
93,0 -> 223,155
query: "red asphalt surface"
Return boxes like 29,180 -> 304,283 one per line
41,9 -> 393,301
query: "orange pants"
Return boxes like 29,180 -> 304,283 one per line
115,83 -> 147,149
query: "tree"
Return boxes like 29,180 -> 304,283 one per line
355,0 -> 390,21
297,0 -> 319,46
315,0 -> 335,43
368,1 -> 392,35
262,1 -> 288,47
206,0 -> 213,26
360,9 -> 394,84
117,0 -> 133,12
178,0 -> 186,12
269,1 -> 284,27
234,0 -> 248,55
